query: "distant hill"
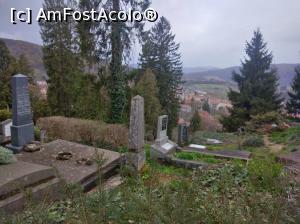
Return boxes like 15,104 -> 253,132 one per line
183,66 -> 219,74
0,38 -> 47,81
183,64 -> 300,87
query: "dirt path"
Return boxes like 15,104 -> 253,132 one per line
264,135 -> 284,153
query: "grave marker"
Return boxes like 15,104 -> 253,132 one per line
7,74 -> 34,153
1,119 -> 12,141
127,95 -> 146,171
151,115 -> 177,159
178,124 -> 189,146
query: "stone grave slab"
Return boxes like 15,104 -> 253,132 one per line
17,140 -> 124,191
189,144 -> 207,150
185,146 -> 251,162
207,138 -> 223,145
0,161 -> 62,213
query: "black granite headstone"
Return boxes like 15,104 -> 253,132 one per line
178,124 -> 189,146
7,74 -> 34,153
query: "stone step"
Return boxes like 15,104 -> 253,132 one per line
81,157 -> 123,192
0,177 -> 62,214
0,161 -> 56,199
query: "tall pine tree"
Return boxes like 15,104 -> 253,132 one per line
286,66 -> 300,115
222,29 -> 282,131
16,54 -> 34,83
139,17 -> 183,135
134,69 -> 161,135
108,0 -> 150,123
40,0 -> 81,116
0,40 -> 15,110
77,0 -> 151,123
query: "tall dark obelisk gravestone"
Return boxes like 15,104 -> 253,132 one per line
7,74 -> 34,153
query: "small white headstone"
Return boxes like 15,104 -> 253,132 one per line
189,144 -> 207,150
1,119 -> 12,138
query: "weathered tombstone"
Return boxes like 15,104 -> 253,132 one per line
151,115 -> 177,159
178,124 -> 189,146
1,119 -> 12,141
127,95 -> 146,171
7,74 -> 34,153
156,115 -> 168,144
40,130 -> 48,144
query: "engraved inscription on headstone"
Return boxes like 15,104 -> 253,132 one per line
156,115 -> 168,141
162,117 -> 168,131
7,74 -> 34,153
12,76 -> 32,126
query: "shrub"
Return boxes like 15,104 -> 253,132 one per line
242,135 -> 265,147
190,111 -> 202,132
248,158 -> 283,193
246,111 -> 285,133
37,116 -> 128,149
0,147 -> 16,164
0,109 -> 11,122
34,127 -> 41,141
191,131 -> 237,145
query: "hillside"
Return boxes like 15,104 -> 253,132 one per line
0,38 -> 47,81
183,64 -> 300,87
1,38 -> 299,88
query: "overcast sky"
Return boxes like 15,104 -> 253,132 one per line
0,0 -> 300,68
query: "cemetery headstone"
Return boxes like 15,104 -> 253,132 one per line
7,74 -> 34,153
1,119 -> 12,142
127,95 -> 146,171
40,130 -> 48,143
178,124 -> 189,146
151,115 -> 177,159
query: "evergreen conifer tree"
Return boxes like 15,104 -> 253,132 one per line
190,111 -> 201,132
202,99 -> 210,113
77,0 -> 150,122
39,0 -> 81,116
16,54 -> 34,82
108,0 -> 151,123
286,66 -> 300,115
139,17 -> 183,134
222,29 -> 282,131
134,69 -> 161,135
0,40 -> 14,109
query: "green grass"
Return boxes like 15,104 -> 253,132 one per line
174,151 -> 222,164
2,151 -> 298,224
270,125 -> 300,145
269,125 -> 300,152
